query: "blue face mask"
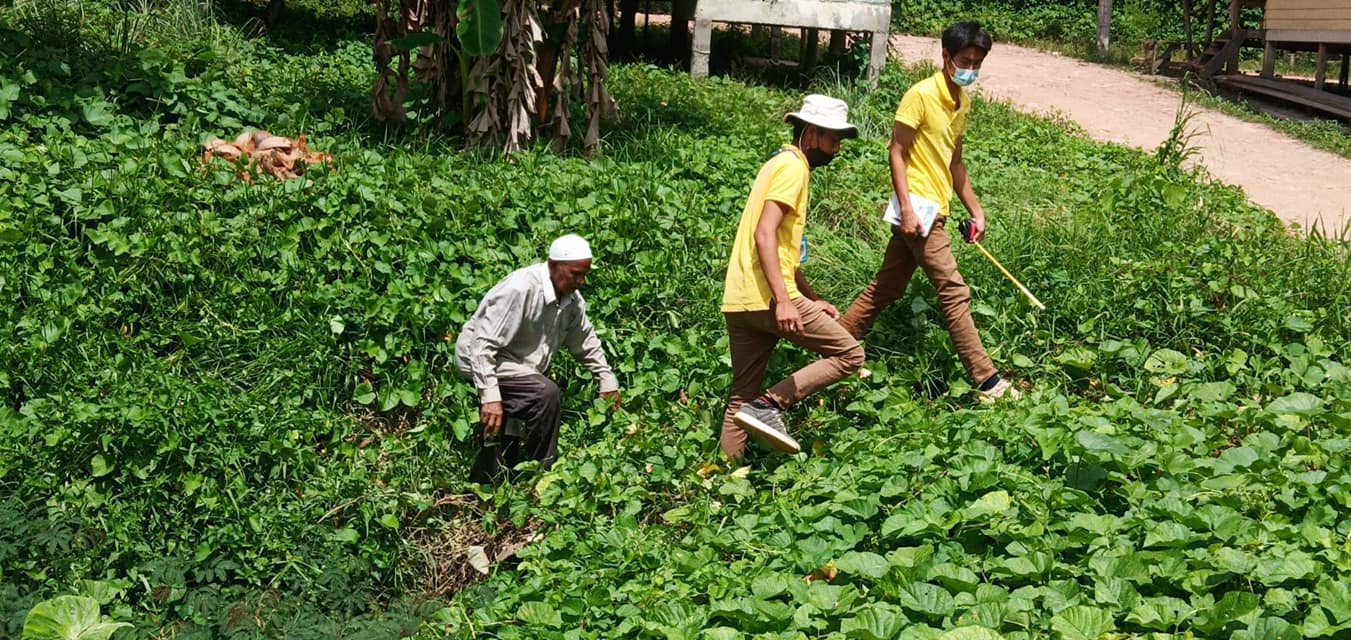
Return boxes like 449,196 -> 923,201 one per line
951,67 -> 979,87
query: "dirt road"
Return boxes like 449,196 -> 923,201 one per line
891,35 -> 1350,235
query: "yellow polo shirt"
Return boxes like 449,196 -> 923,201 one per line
895,71 -> 970,218
722,145 -> 810,312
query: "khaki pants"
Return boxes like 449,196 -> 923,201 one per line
721,296 -> 865,459
840,219 -> 997,386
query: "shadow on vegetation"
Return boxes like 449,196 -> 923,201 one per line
0,25 -> 155,114
216,0 -> 377,55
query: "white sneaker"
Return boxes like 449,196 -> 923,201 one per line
979,378 -> 1022,404
733,399 -> 801,454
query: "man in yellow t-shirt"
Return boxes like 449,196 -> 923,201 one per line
719,95 -> 865,460
840,21 -> 1021,403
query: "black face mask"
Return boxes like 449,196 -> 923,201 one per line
805,148 -> 835,168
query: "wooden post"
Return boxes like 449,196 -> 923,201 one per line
770,26 -> 782,61
1182,0 -> 1195,58
1096,0 -> 1113,57
670,0 -> 693,60
1204,0 -> 1217,48
1261,40 -> 1276,78
263,0 -> 284,30
1224,0 -> 1241,73
1342,53 -> 1350,88
803,27 -> 820,71
616,0 -> 639,59
1315,43 -> 1329,90
829,30 -> 847,57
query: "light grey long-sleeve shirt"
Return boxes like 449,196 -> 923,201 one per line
454,263 -> 619,404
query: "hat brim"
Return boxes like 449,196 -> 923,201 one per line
785,113 -> 859,139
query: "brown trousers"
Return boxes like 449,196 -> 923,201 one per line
840,219 -> 997,386
720,296 -> 865,459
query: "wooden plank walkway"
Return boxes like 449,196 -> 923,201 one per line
1214,74 -> 1351,120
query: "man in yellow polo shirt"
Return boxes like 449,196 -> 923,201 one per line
720,95 -> 866,459
840,21 -> 1021,402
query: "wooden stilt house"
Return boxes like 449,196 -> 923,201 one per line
1185,0 -> 1351,119
689,0 -> 892,82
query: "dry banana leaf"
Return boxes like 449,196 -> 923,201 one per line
201,130 -> 334,182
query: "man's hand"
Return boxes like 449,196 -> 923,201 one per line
775,300 -> 803,335
480,400 -> 504,437
814,299 -> 840,319
967,216 -> 986,243
600,389 -> 622,411
897,209 -> 923,237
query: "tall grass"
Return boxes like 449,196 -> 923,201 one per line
4,0 -> 244,59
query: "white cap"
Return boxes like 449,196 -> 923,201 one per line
549,234 -> 592,262
784,94 -> 859,139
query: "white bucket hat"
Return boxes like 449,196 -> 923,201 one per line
549,234 -> 593,262
784,94 -> 859,139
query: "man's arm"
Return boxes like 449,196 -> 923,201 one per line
563,301 -> 621,409
950,137 -> 986,242
794,269 -> 820,301
466,286 -> 526,435
794,269 -> 839,319
890,122 -> 924,237
754,200 -> 803,335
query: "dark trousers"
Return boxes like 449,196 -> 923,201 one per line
468,374 -> 562,485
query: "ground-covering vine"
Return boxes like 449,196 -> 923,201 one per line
2,3 -> 1349,638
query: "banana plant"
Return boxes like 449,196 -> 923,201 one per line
381,0 -> 504,130
455,0 -> 505,128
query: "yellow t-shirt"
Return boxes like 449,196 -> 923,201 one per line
721,145 -> 811,312
895,71 -> 970,218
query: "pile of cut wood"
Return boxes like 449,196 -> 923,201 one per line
202,130 -> 333,181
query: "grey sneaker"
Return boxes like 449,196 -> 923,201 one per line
979,378 -> 1023,404
733,399 -> 801,454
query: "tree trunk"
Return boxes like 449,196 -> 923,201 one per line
1096,0 -> 1113,57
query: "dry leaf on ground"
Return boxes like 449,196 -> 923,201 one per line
202,129 -> 334,182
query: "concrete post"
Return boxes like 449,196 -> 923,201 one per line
691,17 -> 712,77
869,28 -> 889,83
1315,43 -> 1329,90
